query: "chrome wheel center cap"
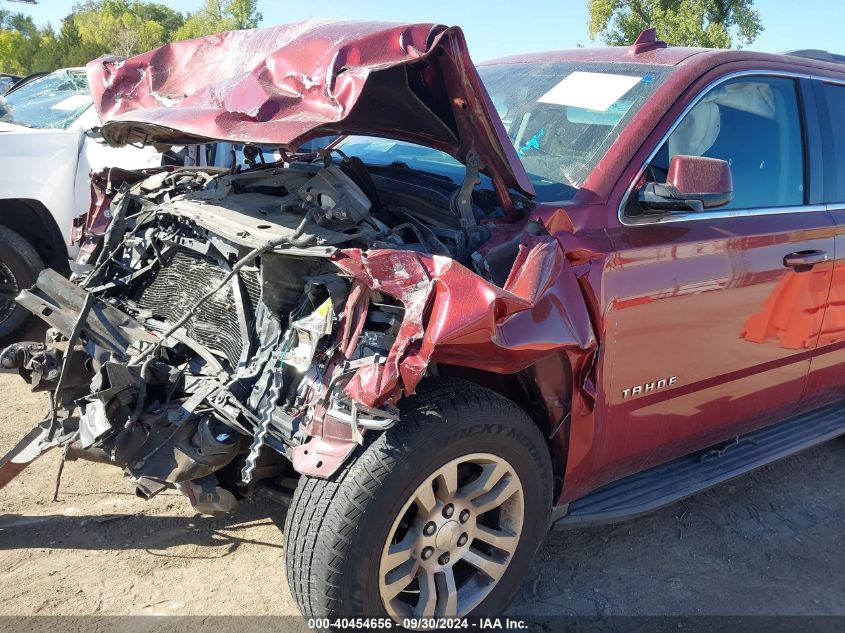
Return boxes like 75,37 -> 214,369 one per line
435,520 -> 460,550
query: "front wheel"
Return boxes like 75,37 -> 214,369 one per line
0,226 -> 44,343
284,378 -> 553,626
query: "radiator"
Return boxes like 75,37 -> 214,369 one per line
136,250 -> 254,368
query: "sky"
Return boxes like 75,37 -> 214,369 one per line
5,0 -> 842,63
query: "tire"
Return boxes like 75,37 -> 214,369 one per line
284,378 -> 553,626
0,226 -> 43,343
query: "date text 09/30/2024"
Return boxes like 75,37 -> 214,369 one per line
306,618 -> 529,630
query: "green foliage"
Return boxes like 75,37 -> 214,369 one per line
73,2 -> 172,58
0,0 -> 261,75
173,0 -> 263,41
0,9 -> 61,74
55,16 -> 107,67
587,0 -> 763,48
0,29 -> 26,74
0,10 -> 37,36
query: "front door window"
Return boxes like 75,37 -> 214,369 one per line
639,76 -> 805,212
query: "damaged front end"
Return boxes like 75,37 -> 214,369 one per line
2,159 -> 421,510
1,152 -> 594,514
0,21 -> 598,515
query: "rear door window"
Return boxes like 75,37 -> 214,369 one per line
818,81 -> 845,202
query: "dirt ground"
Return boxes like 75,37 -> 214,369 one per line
1,364 -> 844,618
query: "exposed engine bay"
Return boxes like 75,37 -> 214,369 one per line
0,154 -> 527,513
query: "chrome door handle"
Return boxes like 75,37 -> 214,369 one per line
783,250 -> 829,270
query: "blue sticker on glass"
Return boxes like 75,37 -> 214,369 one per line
641,73 -> 656,84
518,126 -> 546,156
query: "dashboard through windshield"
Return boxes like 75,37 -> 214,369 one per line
339,61 -> 671,203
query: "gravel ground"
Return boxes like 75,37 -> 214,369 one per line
1,340 -> 843,619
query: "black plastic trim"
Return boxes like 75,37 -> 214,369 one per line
552,402 -> 845,529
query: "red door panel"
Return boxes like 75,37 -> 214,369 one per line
558,73 -> 836,502
804,208 -> 845,405
588,212 -> 834,491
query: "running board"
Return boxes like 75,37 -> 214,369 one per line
553,402 -> 845,529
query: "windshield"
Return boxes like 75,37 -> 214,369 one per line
338,61 -> 671,203
0,69 -> 92,130
0,76 -> 17,96
335,134 -> 489,182
480,61 -> 670,197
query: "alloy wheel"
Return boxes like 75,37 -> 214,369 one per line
378,452 -> 524,622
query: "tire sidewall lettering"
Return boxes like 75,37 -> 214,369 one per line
434,420 -> 544,466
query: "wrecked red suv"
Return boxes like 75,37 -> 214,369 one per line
3,20 -> 845,625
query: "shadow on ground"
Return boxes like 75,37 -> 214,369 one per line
1,438 -> 844,616
0,489 -> 289,555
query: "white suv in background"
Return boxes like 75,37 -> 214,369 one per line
0,68 -> 161,341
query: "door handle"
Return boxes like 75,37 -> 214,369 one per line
783,250 -> 829,270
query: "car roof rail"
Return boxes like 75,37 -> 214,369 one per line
781,49 -> 845,65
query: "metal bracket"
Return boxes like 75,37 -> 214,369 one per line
454,150 -> 483,234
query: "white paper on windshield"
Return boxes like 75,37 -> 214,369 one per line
50,95 -> 93,111
538,72 -> 641,112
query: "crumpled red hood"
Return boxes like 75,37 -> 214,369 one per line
86,19 -> 534,199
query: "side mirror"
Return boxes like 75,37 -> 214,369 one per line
639,155 -> 733,214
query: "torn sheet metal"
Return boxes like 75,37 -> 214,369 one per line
16,270 -> 159,363
71,167 -> 168,265
333,237 -> 597,408
85,20 -> 534,201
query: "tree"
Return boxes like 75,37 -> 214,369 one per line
131,1 -> 186,35
0,0 -> 261,75
0,10 -> 37,36
55,15 -> 107,67
226,0 -> 262,30
173,0 -> 262,41
73,1 -> 182,58
0,9 -> 55,74
587,0 -> 763,48
0,28 -> 26,74
29,27 -> 62,72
